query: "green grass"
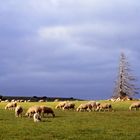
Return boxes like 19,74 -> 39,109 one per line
0,101 -> 140,140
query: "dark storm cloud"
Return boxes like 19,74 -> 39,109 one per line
0,0 -> 140,99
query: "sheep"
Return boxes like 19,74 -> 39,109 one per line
5,102 -> 17,110
54,99 -> 59,102
1,101 -> 5,103
96,103 -> 112,111
20,100 -> 24,102
87,101 -> 99,111
38,99 -> 44,102
5,100 -> 9,102
55,101 -> 68,109
25,106 -> 42,118
96,102 -> 100,106
109,98 -> 116,102
40,106 -> 55,117
129,102 -> 140,111
122,96 -> 132,101
76,103 -> 92,112
11,99 -> 15,102
115,97 -> 121,102
33,113 -> 41,122
63,102 -> 75,110
15,105 -> 23,117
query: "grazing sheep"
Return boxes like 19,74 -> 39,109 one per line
1,101 -> 5,103
11,99 -> 15,102
109,98 -> 116,102
15,105 -> 23,117
76,103 -> 92,112
54,99 -> 59,102
33,113 -> 41,122
26,106 -> 42,118
40,106 -> 55,117
38,100 -> 44,102
87,101 -> 99,111
96,103 -> 112,111
20,100 -> 24,102
63,102 -> 75,110
129,102 -> 140,111
5,100 -> 9,102
55,101 -> 67,109
115,97 -> 121,102
5,102 -> 17,110
95,102 -> 100,106
122,96 -> 132,101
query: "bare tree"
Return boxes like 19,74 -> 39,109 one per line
113,53 -> 138,99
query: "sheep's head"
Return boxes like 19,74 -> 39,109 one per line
25,112 -> 29,117
129,106 -> 132,110
95,106 -> 100,111
55,105 -> 59,109
33,113 -> 41,122
76,107 -> 80,112
5,106 -> 8,110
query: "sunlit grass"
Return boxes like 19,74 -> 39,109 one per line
0,100 -> 140,140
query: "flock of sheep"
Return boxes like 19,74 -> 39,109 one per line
56,101 -> 113,112
55,100 -> 140,111
4,100 -> 140,122
5,102 -> 55,122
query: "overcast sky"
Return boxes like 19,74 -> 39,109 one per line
0,0 -> 140,99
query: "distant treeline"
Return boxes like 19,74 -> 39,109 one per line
0,95 -> 83,102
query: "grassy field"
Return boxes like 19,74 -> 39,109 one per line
0,100 -> 140,140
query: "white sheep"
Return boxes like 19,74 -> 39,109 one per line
5,102 -> 17,110
15,105 -> 23,117
5,100 -> 9,102
129,102 -> 140,111
40,106 -> 55,117
87,101 -> 99,111
54,99 -> 59,102
20,100 -> 24,102
11,99 -> 15,102
38,100 -> 44,102
76,103 -> 92,112
33,113 -> 41,122
55,101 -> 68,109
96,103 -> 112,111
63,102 -> 75,110
26,106 -> 42,118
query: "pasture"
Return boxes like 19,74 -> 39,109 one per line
0,100 -> 140,140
